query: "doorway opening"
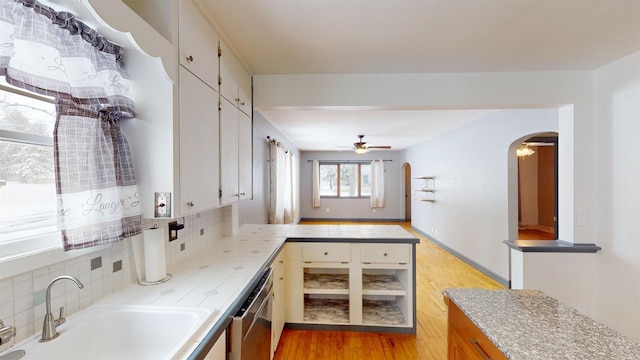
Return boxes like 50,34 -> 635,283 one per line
516,133 -> 558,240
403,163 -> 412,221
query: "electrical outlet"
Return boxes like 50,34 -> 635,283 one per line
154,192 -> 171,218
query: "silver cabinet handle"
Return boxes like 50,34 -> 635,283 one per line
470,339 -> 492,360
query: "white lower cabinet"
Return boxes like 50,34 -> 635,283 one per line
285,242 -> 414,330
271,250 -> 286,359
202,329 -> 226,360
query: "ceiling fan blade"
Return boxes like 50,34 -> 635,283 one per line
336,145 -> 355,148
367,145 -> 392,149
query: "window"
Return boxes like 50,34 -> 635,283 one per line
0,79 -> 59,258
319,162 -> 371,198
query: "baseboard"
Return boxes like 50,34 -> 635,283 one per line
300,218 -> 406,222
284,322 -> 415,335
411,226 -> 510,288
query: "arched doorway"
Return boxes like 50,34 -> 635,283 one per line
402,163 -> 412,221
511,133 -> 558,240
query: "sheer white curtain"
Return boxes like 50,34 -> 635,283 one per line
370,160 -> 385,208
291,153 -> 299,220
269,141 -> 285,223
283,151 -> 293,223
269,140 -> 297,224
312,160 -> 321,208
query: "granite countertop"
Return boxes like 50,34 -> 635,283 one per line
443,288 -> 640,360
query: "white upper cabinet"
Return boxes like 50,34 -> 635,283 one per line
238,111 -> 252,200
179,67 -> 220,215
219,41 -> 252,115
219,97 -> 240,206
238,67 -> 252,115
178,0 -> 219,88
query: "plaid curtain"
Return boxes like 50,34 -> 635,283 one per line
0,0 -> 142,250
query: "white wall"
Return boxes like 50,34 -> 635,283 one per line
299,151 -> 405,220
254,70 -> 594,244
238,111 -> 300,225
403,109 -> 558,281
592,52 -> 640,340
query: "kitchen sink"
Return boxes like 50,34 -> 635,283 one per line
14,305 -> 212,360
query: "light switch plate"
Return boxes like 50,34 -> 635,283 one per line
154,192 -> 171,218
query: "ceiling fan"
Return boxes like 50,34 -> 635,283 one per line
338,135 -> 391,155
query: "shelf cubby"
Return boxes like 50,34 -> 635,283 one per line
362,299 -> 406,326
304,296 -> 350,324
304,272 -> 349,295
362,273 -> 405,296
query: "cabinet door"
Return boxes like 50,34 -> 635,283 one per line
238,111 -> 252,200
202,330 -> 226,360
178,0 -> 219,88
219,41 -> 239,104
219,97 -> 239,205
238,66 -> 252,115
179,67 -> 220,215
272,251 -> 286,358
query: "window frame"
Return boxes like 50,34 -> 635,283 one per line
0,81 -> 62,266
319,161 -> 371,199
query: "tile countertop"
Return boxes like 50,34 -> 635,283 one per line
97,224 -> 418,359
443,288 -> 640,360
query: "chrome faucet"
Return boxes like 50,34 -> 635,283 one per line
0,319 -> 16,346
40,275 -> 84,342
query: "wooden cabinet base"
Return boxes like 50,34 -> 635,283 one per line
446,297 -> 507,360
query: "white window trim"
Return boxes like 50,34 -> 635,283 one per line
0,81 -> 89,279
0,232 -> 111,280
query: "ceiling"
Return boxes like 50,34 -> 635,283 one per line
196,0 -> 640,151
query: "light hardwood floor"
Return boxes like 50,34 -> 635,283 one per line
274,221 -> 504,360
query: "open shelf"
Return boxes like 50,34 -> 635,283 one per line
362,299 -> 406,326
304,296 -> 350,324
413,176 -> 436,202
362,274 -> 405,296
304,273 -> 349,295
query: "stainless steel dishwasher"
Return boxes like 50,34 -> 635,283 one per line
229,267 -> 273,360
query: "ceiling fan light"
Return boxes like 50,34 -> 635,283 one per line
355,147 -> 368,155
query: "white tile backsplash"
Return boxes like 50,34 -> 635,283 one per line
0,206 -> 230,344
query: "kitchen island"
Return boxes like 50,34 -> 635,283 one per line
443,288 -> 640,360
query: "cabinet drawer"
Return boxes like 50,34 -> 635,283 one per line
302,243 -> 350,263
361,244 -> 410,264
448,300 -> 507,360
